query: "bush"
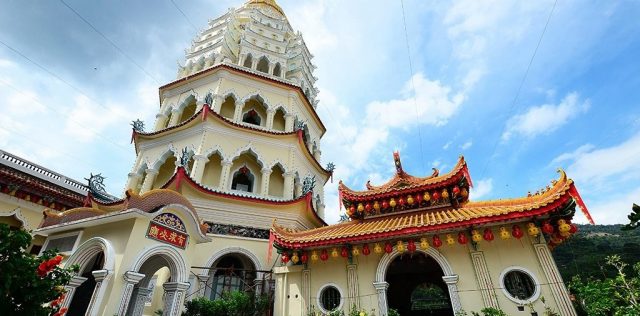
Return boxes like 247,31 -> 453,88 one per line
182,291 -> 270,316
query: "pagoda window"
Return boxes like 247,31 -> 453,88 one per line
231,166 -> 254,192
201,152 -> 223,188
219,96 -> 236,120
272,108 -> 286,131
242,109 -> 262,126
268,164 -> 285,197
178,99 -> 197,123
273,62 -> 282,77
256,56 -> 269,73
243,54 -> 253,68
501,268 -> 539,303
152,154 -> 177,190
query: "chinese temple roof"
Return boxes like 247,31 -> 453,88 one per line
271,169 -> 593,249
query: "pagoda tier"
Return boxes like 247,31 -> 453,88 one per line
339,152 -> 472,220
272,168 -> 593,251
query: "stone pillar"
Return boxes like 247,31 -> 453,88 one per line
163,282 -> 191,316
347,264 -> 360,310
283,172 -> 294,199
266,108 -> 275,130
168,109 -> 182,127
86,269 -> 112,316
126,172 -> 142,193
294,181 -> 303,199
302,269 -> 310,314
195,97 -> 206,113
238,53 -> 246,66
61,276 -> 88,309
284,113 -> 294,132
233,100 -> 244,122
442,275 -> 462,314
261,168 -> 272,196
251,59 -> 258,70
197,275 -> 210,298
190,154 -> 209,182
470,251 -> 499,309
130,287 -> 152,316
117,271 -> 145,316
373,281 -> 389,316
154,113 -> 169,131
268,62 -> 275,75
219,160 -> 233,189
213,94 -> 225,113
140,169 -> 159,194
534,243 -> 577,316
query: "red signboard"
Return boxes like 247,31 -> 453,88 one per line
147,222 -> 188,249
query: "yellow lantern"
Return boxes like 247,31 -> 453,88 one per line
389,198 -> 397,208
331,248 -> 339,258
373,201 -> 380,212
558,219 -> 571,233
446,234 -> 456,245
419,237 -> 429,250
560,230 -> 571,238
291,252 -> 300,264
357,203 -> 365,213
499,226 -> 510,240
471,230 -> 482,243
441,189 -> 449,200
352,246 -> 360,256
396,240 -> 406,253
423,192 -> 431,202
407,195 -> 414,205
460,187 -> 469,198
374,243 -> 383,254
527,223 -> 540,237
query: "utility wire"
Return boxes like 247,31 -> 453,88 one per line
58,0 -> 161,85
479,0 -> 558,180
170,0 -> 199,33
400,0 -> 426,174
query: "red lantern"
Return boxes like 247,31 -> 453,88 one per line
407,239 -> 416,253
569,224 -> 578,234
384,242 -> 393,253
542,221 -> 554,234
341,246 -> 349,258
452,186 -> 460,196
301,252 -> 308,264
362,244 -> 371,256
365,203 -> 372,213
483,228 -> 494,241
398,197 -> 406,207
512,225 -> 524,239
281,253 -> 290,264
382,200 -> 389,209
320,249 -> 329,261
348,205 -> 355,215
432,191 -> 440,201
415,193 -> 423,204
432,235 -> 443,248
458,232 -> 468,245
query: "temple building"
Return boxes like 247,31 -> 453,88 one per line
0,1 -> 592,316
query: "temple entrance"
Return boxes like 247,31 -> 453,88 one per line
386,252 -> 453,316
67,252 -> 104,316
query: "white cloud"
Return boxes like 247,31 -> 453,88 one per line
502,92 -> 590,140
470,178 -> 493,199
576,187 -> 640,225
288,1 -> 337,53
442,141 -> 452,150
460,140 -> 473,150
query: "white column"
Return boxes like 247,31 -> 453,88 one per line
294,181 -> 303,198
140,169 -> 159,194
313,148 -> 322,161
130,287 -> 152,316
284,113 -> 294,132
195,97 -> 206,113
213,94 -> 225,113
190,154 -> 209,183
219,160 -> 233,189
268,62 -> 275,75
117,271 -> 146,316
196,275 -> 210,298
442,275 -> 462,314
61,276 -> 88,309
302,269 -> 310,315
373,281 -> 389,316
168,109 -> 182,127
347,264 -> 360,310
86,269 -> 112,316
470,251 -> 499,309
266,108 -> 275,130
283,172 -> 294,199
163,282 -> 191,316
251,59 -> 258,70
261,168 -> 272,196
534,243 -> 577,316
126,172 -> 142,193
154,113 -> 169,131
233,101 -> 244,122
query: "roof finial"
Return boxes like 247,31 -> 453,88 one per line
393,151 -> 404,175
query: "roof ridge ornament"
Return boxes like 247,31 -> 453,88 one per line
301,175 -> 316,195
131,119 -> 145,132
393,151 -> 404,175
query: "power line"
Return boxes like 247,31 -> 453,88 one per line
58,0 -> 160,85
478,0 -> 558,180
400,0 -> 427,174
170,0 -> 199,33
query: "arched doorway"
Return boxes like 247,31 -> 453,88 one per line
67,252 -> 104,316
386,253 -> 452,316
206,253 -> 257,300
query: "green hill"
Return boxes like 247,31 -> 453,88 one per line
552,224 -> 640,281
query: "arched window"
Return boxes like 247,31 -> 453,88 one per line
256,56 -> 269,73
231,166 -> 254,192
242,109 -> 261,125
273,63 -> 282,77
67,252 -> 105,316
201,152 -> 223,188
152,154 -> 177,190
272,108 -> 286,131
243,54 -> 253,68
178,99 -> 197,123
219,96 -> 236,120
208,254 -> 256,300
268,164 -> 285,197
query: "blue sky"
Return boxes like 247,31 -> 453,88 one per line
1,0 -> 639,225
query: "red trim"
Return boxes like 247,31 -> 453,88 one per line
568,183 -> 594,224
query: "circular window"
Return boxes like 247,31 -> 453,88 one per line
500,267 -> 540,304
317,284 -> 342,313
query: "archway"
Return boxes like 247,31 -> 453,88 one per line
67,252 -> 104,316
206,253 -> 257,300
386,253 -> 452,316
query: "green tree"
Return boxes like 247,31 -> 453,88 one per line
0,223 -> 79,316
622,203 -> 640,231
